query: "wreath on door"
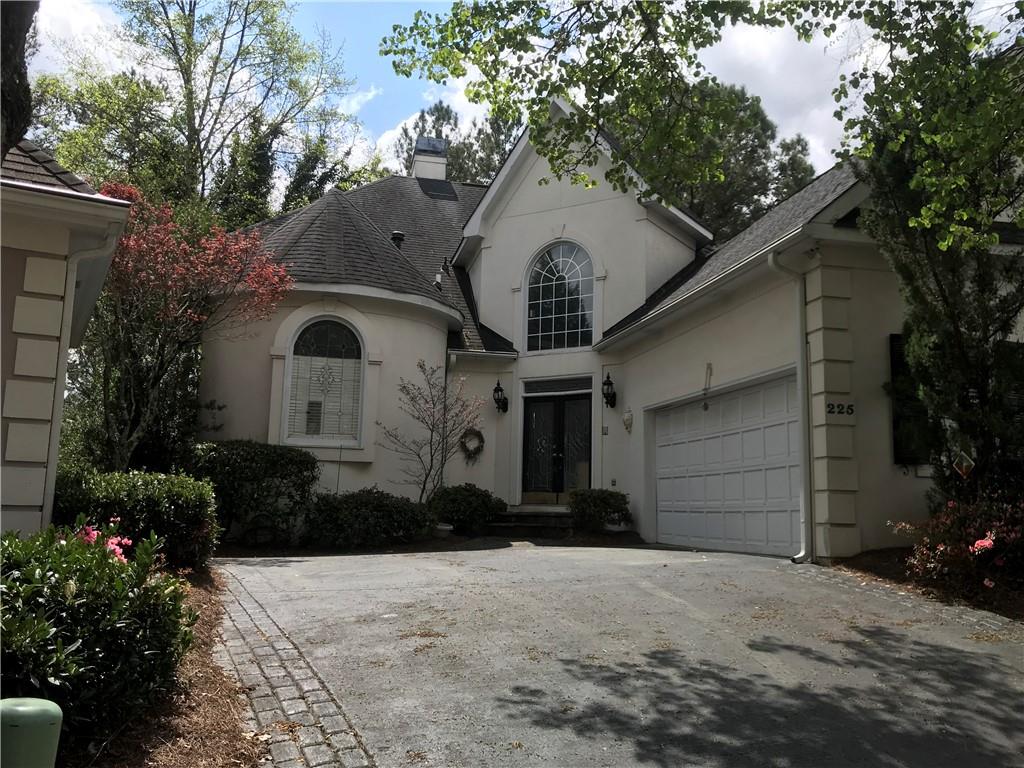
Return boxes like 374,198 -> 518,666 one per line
459,427 -> 485,464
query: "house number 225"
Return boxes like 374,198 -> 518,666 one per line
826,402 -> 855,416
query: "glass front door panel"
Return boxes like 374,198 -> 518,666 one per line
522,394 -> 591,505
562,397 -> 592,493
523,400 -> 556,493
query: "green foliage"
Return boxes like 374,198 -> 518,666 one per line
893,497 -> 1022,597
835,2 -> 1024,499
209,117 -> 282,230
429,483 -> 506,535
31,68 -> 194,201
383,2 -> 834,205
191,440 -> 320,545
394,99 -> 520,184
568,489 -> 633,533
53,470 -> 220,569
0,525 -> 194,747
305,487 -> 435,549
650,82 -> 816,239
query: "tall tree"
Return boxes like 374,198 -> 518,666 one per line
209,117 -> 281,230
393,100 -> 519,184
836,2 -> 1024,499
383,2 -> 833,203
32,69 -> 192,200
772,135 -> 816,202
1,0 -> 39,156
115,0 -> 354,197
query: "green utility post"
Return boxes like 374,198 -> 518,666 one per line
0,698 -> 62,768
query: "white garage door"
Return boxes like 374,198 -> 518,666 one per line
655,375 -> 802,556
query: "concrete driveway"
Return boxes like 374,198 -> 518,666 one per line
218,543 -> 1022,768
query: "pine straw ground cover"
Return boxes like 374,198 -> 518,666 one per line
66,569 -> 267,768
835,548 -> 1024,623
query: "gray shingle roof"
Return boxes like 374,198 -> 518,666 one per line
603,163 -> 860,340
343,176 -> 508,352
258,188 -> 455,309
1,139 -> 97,194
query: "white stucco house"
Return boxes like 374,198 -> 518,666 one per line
201,126 -> 940,562
1,141 -> 130,533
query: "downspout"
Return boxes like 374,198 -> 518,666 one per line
41,223 -> 123,528
768,251 -> 814,564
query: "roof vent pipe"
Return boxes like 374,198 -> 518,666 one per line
391,230 -> 405,248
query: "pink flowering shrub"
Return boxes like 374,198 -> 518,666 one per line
1,523 -> 193,751
892,497 -> 1023,595
55,469 -> 219,568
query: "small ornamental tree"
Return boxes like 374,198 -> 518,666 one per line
377,360 -> 484,503
68,184 -> 291,471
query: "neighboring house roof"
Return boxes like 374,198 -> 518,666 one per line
602,163 -> 860,341
2,139 -> 97,195
343,176 -> 508,353
257,188 -> 456,310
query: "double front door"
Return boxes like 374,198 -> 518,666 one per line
522,394 -> 592,505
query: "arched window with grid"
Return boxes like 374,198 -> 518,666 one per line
526,242 -> 594,351
288,320 -> 362,441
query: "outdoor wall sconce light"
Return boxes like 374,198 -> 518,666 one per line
602,373 -> 617,408
492,380 -> 509,413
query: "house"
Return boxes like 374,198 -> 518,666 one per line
1,140 -> 130,533
201,124 -> 936,562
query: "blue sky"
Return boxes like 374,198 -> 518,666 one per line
32,0 -> 862,172
290,2 -> 446,143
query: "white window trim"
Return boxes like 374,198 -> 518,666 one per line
521,239 -> 599,356
281,314 -> 367,449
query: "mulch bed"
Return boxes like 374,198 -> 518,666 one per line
835,547 -> 1023,623
67,569 -> 267,768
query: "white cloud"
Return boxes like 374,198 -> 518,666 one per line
700,23 -> 862,172
339,85 -> 382,116
373,70 -> 490,173
31,0 -> 129,76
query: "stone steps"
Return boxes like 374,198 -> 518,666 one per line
486,506 -> 573,538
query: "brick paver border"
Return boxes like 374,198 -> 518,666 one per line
214,570 -> 375,768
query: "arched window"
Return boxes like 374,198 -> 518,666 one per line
288,320 -> 362,441
527,242 -> 594,351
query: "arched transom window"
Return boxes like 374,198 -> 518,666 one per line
527,242 -> 594,351
288,320 -> 362,441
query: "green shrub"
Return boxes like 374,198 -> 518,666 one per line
306,487 -> 435,549
54,470 -> 219,569
192,440 -> 320,544
893,496 -> 1023,597
1,525 -> 194,749
568,488 -> 633,533
429,483 -> 506,535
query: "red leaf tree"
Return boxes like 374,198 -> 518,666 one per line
67,184 -> 291,470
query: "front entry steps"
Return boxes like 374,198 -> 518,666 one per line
486,505 -> 573,538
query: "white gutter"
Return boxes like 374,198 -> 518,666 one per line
595,227 -> 806,351
768,251 -> 814,564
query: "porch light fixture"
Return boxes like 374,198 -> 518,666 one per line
492,380 -> 509,413
602,373 -> 617,408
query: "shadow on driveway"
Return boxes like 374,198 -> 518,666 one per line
497,624 -> 1019,767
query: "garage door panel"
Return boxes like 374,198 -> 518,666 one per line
742,428 -> 764,460
764,423 -> 789,458
722,433 -> 742,463
743,469 -> 765,501
766,466 -> 790,500
655,375 -> 801,556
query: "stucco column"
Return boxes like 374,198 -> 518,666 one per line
806,265 -> 861,560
